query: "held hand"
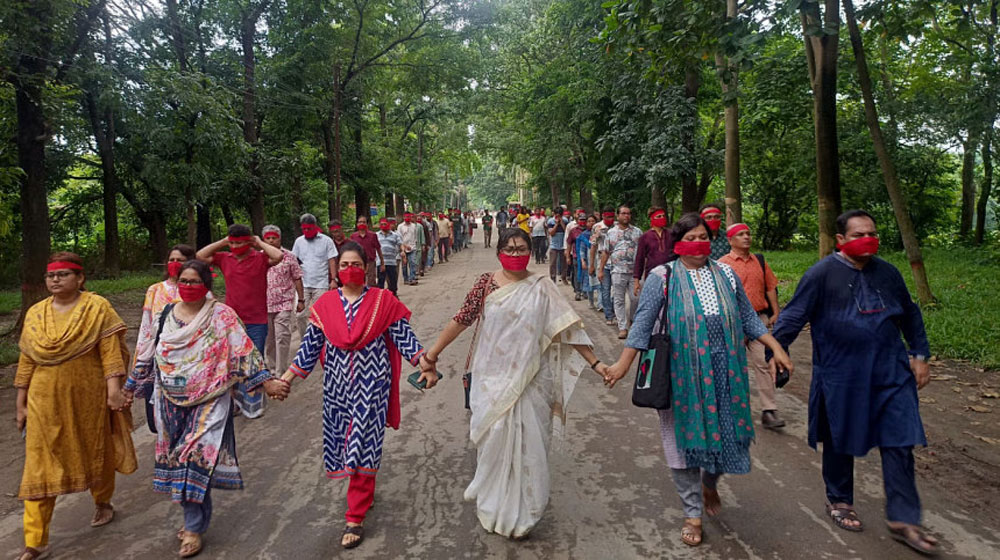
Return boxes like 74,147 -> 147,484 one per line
604,362 -> 629,389
595,362 -> 610,380
910,358 -> 930,390
121,388 -> 135,409
263,379 -> 290,401
107,389 -> 127,412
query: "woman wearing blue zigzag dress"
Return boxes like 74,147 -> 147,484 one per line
280,241 -> 435,549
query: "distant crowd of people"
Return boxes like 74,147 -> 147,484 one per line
12,204 -> 938,559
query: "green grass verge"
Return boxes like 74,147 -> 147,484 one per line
763,247 -> 1000,369
0,272 -> 162,315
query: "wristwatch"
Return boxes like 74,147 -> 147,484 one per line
911,354 -> 928,363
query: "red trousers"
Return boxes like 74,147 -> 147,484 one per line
345,474 -> 376,523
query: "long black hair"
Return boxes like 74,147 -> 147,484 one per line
671,212 -> 711,242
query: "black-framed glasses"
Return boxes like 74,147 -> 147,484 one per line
44,271 -> 75,280
178,279 -> 204,286
500,246 -> 531,256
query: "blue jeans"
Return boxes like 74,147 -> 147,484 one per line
244,323 -> 268,354
403,251 -> 419,282
426,247 -> 435,268
183,487 -> 213,533
600,268 -> 614,321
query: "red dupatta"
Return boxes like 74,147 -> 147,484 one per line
309,288 -> 412,429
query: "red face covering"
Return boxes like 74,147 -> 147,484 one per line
838,236 -> 879,257
650,213 -> 667,228
301,224 -> 320,239
673,241 -> 712,256
230,244 -> 251,256
356,224 -> 368,232
404,215 -> 413,223
339,265 -> 366,286
704,219 -> 722,232
178,284 -> 209,302
167,261 -> 184,278
498,254 -> 530,271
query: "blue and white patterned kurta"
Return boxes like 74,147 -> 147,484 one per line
290,288 -> 423,478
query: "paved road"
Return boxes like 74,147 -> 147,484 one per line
2,244 -> 998,559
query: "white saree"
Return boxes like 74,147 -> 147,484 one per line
465,274 -> 592,538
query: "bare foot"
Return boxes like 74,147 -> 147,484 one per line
703,485 -> 722,516
90,503 -> 114,527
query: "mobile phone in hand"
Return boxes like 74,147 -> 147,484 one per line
407,370 -> 441,391
775,368 -> 790,389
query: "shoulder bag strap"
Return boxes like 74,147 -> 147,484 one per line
154,303 -> 175,349
465,273 -> 494,370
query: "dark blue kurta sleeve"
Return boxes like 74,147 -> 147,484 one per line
884,263 -> 930,356
387,317 -> 425,365
771,263 -> 823,353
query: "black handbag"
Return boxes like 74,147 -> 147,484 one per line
632,268 -> 672,409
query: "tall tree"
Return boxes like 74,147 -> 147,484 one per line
843,0 -> 933,303
801,0 -> 843,256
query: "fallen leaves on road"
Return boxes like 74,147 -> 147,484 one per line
933,374 -> 957,381
983,392 -> 1000,399
966,405 -> 993,413
963,431 -> 1000,445
952,387 -> 962,393
919,397 -> 937,404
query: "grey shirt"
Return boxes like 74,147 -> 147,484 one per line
292,233 -> 339,289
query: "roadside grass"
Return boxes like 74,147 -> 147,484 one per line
0,272 -> 163,315
764,247 -> 1000,370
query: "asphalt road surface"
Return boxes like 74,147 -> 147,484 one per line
2,242 -> 998,559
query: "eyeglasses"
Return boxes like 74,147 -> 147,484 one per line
44,271 -> 76,280
178,279 -> 204,286
500,246 -> 530,256
340,262 -> 365,269
850,284 -> 886,315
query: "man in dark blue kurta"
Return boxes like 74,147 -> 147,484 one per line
770,210 -> 938,555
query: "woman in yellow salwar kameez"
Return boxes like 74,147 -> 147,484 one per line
14,252 -> 137,560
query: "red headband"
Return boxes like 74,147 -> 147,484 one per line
47,261 -> 83,272
726,223 -> 750,238
700,208 -> 722,218
329,225 -> 342,231
602,212 -> 615,218
228,235 -> 252,243
263,233 -> 280,239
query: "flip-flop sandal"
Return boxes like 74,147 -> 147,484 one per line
888,524 -> 939,556
681,519 -> 703,546
179,532 -> 203,558
342,525 -> 365,549
91,503 -> 115,527
826,503 -> 863,532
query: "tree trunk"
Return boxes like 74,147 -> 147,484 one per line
549,177 -> 560,209
14,40 -> 53,327
221,204 -> 235,226
332,64 -> 344,221
196,204 -> 212,248
185,187 -> 197,247
579,183 -> 594,214
844,0 -> 933,303
84,88 -> 121,276
960,131 -> 980,238
680,65 -> 702,212
802,0 -> 843,256
241,14 -> 265,234
651,184 -> 666,209
976,129 -> 994,245
718,0 -> 742,224
149,213 -> 168,262
290,172 -> 303,235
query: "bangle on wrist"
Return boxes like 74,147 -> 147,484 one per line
590,359 -> 602,370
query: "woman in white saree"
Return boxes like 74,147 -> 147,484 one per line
423,228 -> 608,539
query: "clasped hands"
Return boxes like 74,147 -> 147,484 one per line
417,354 -> 440,390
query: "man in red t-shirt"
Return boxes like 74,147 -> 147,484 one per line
349,215 -> 384,287
197,223 -> 283,352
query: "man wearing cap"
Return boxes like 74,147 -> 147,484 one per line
397,212 -> 422,286
262,225 -> 304,376
197,224 -> 283,418
377,218 -> 402,295
718,222 -> 784,429
632,206 -> 674,298
699,203 -> 729,260
294,214 -> 339,335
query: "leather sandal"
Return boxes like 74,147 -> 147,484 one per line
178,531 -> 203,558
90,503 -> 114,527
17,547 -> 50,560
342,524 -> 365,549
826,503 -> 863,532
681,518 -> 703,546
888,523 -> 939,556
